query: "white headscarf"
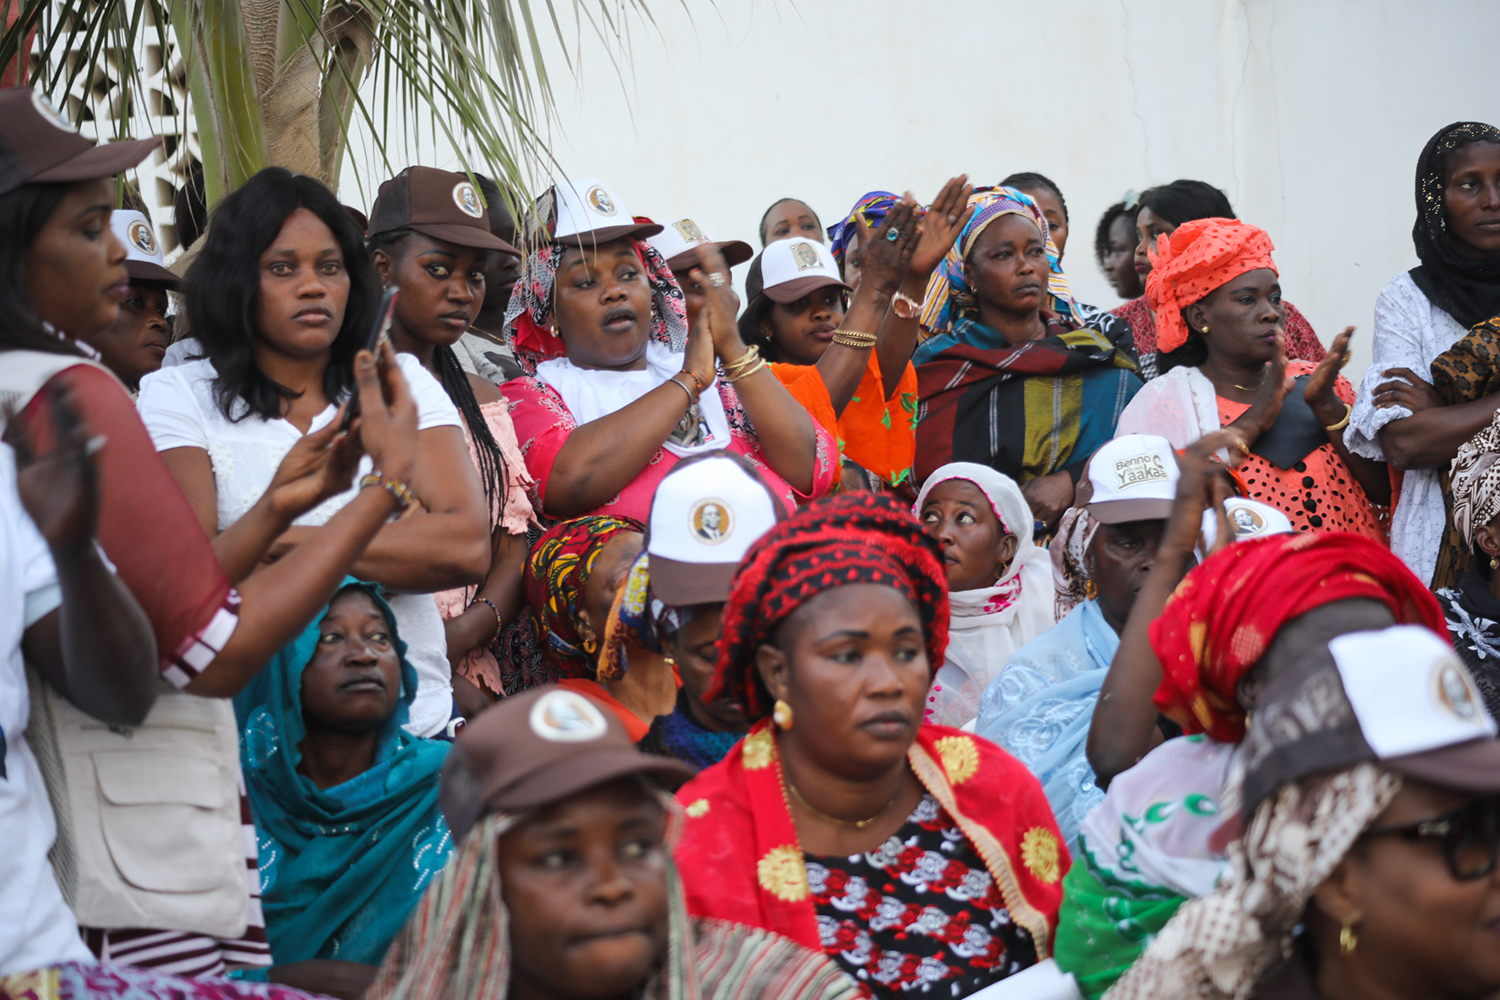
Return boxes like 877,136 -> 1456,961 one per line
914,462 -> 1058,729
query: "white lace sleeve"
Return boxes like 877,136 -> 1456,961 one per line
1346,274 -> 1428,461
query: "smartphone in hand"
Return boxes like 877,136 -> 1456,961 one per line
341,287 -> 400,431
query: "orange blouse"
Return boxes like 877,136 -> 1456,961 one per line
769,351 -> 919,487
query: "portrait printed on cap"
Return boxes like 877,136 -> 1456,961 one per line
1112,452 -> 1168,491
689,497 -> 733,545
128,220 -> 157,256
790,241 -> 821,272
529,690 -> 609,742
672,219 -> 706,244
452,181 -> 484,219
1431,654 -> 1484,722
1230,504 -> 1264,537
30,91 -> 78,133
586,185 -> 618,217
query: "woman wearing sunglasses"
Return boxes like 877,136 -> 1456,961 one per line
1102,597 -> 1500,1000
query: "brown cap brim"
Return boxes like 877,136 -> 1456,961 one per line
124,259 -> 183,288
649,554 -> 739,607
490,747 -> 694,813
763,274 -> 850,304
555,222 -> 664,246
1087,497 -> 1175,524
406,222 -> 521,257
667,239 -> 753,272
1386,737 -> 1500,794
32,136 -> 160,183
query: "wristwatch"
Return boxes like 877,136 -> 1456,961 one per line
891,290 -> 923,321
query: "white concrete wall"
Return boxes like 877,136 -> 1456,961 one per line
342,0 -> 1500,382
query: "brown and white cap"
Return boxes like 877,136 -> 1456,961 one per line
647,217 -> 753,273
368,166 -> 520,257
743,237 -> 849,305
109,210 -> 180,287
439,686 -> 693,842
0,87 -> 158,198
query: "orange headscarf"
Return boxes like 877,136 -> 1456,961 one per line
1144,218 -> 1277,353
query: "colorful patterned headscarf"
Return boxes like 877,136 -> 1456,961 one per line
1149,532 -> 1445,742
919,186 -> 1075,337
707,492 -> 949,722
1450,408 -> 1500,548
522,515 -> 644,678
828,190 -> 898,270
1143,217 -> 1277,354
501,237 -> 688,373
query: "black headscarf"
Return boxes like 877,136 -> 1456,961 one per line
1409,121 -> 1500,328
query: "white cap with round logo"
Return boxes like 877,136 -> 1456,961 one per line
646,451 -> 783,606
546,177 -> 662,245
109,209 -> 180,287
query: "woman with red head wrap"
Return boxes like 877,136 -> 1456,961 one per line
673,492 -> 1067,999
1114,217 -> 1390,539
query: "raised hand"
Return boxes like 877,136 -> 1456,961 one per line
907,175 -> 975,279
6,381 -> 100,556
1304,325 -> 1355,426
1243,329 -> 1295,440
855,197 -> 923,296
357,340 -> 419,487
689,242 -> 749,365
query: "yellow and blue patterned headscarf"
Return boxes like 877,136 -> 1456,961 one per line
920,186 -> 1076,337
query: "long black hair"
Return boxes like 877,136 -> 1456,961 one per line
1137,179 -> 1235,227
186,167 -> 378,422
367,227 -> 511,532
0,181 -> 87,354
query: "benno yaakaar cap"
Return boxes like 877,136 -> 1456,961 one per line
110,210 -> 180,288
0,87 -> 159,198
368,166 -> 520,257
1086,434 -> 1180,524
439,686 -> 693,842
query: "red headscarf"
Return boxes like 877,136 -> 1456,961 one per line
1150,532 -> 1446,742
708,492 -> 949,722
1144,217 -> 1277,353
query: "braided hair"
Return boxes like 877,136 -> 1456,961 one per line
368,228 -> 511,532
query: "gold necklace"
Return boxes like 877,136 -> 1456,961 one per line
785,776 -> 901,830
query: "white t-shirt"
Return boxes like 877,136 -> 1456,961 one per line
137,354 -> 464,738
0,444 -> 94,973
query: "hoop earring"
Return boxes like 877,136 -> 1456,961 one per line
772,699 -> 794,730
1339,919 -> 1358,956
583,637 -> 597,655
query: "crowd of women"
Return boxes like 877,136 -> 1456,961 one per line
1,83 -> 1498,1000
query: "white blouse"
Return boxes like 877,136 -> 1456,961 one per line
137,353 -> 464,738
1347,272 -> 1468,586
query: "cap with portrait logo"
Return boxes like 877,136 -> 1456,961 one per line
1086,434 -> 1180,524
646,451 -> 783,606
543,177 -> 662,245
109,209 -> 180,288
647,217 -> 753,273
743,237 -> 849,306
439,685 -> 694,842
368,166 -> 520,256
0,87 -> 159,199
1195,497 -> 1293,560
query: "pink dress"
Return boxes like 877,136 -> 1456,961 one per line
433,398 -> 536,694
503,376 -> 838,521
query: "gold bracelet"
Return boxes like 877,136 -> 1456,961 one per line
1324,402 -> 1352,433
667,373 -> 698,406
722,345 -> 762,379
831,329 -> 877,349
359,472 -> 414,509
724,356 -> 767,383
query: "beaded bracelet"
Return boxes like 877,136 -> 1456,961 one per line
472,596 -> 504,637
831,329 -> 877,349
359,472 -> 414,510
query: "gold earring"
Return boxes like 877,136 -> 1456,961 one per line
1339,919 -> 1358,956
1490,557 -> 1497,571
663,655 -> 676,667
583,637 -> 597,655
772,699 -> 794,730
1201,324 -> 1209,334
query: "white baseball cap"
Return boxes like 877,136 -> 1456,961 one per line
1086,434 -> 1180,524
647,217 -> 753,273
646,451 -> 783,605
110,210 -> 179,287
744,237 -> 849,304
1198,497 -> 1294,557
544,177 -> 662,245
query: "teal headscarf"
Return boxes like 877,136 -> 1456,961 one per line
234,581 -> 452,966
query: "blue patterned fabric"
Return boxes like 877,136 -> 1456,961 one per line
234,582 -> 452,966
975,599 -> 1117,851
